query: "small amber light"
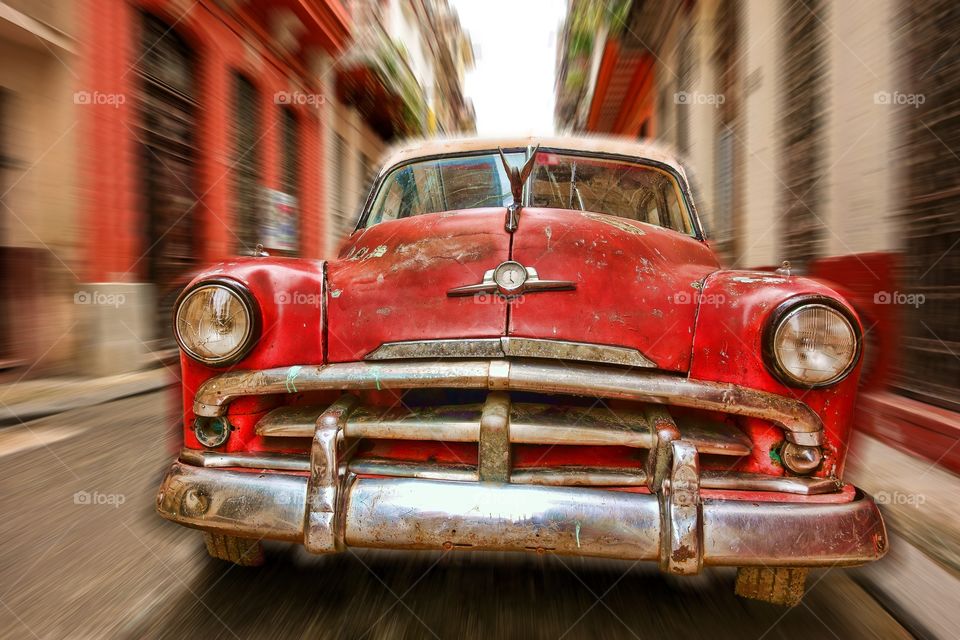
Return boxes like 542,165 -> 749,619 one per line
781,442 -> 823,475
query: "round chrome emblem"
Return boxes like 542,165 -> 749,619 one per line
493,261 -> 528,293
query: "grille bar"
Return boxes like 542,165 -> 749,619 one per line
194,359 -> 823,446
177,449 -> 838,495
256,396 -> 752,456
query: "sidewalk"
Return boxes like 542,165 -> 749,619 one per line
0,367 -> 176,426
847,433 -> 960,639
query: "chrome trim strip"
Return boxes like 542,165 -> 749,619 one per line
156,462 -> 887,567
502,337 -> 655,367
366,338 -> 504,360
179,448 -> 309,472
365,337 -> 657,368
349,458 -> 477,482
700,471 -> 839,496
195,360 -> 822,446
179,450 -> 834,496
447,265 -> 575,297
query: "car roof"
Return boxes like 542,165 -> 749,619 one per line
377,135 -> 688,180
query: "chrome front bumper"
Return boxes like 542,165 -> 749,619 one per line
156,457 -> 887,573
164,358 -> 887,570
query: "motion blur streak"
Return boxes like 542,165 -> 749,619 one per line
0,392 -> 911,638
0,0 -> 959,637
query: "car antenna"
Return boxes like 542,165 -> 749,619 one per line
497,144 -> 539,232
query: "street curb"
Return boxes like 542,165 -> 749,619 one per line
0,370 -> 175,427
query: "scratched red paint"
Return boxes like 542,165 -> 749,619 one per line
326,209 -> 510,362
510,208 -> 719,372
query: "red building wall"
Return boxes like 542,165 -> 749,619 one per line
78,0 -> 347,282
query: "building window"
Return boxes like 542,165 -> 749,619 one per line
777,0 -> 828,267
135,12 -> 197,339
330,132 -> 351,245
233,73 -> 261,252
280,108 -> 298,199
894,0 -> 960,410
271,106 -> 300,255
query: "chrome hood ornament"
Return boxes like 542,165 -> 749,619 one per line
498,145 -> 539,233
448,260 -> 575,298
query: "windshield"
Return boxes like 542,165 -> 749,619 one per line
364,150 -> 695,235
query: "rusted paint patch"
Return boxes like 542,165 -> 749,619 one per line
672,544 -> 696,563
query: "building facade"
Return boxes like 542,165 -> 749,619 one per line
1,0 -> 351,378
1,0 -> 473,379
556,0 -> 960,472
320,0 -> 474,255
0,1 -> 79,376
78,0 -> 350,372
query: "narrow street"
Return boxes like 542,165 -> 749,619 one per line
0,392 -> 913,639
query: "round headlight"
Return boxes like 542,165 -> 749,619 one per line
174,281 -> 258,365
765,298 -> 861,388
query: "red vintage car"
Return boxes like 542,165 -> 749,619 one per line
157,136 -> 886,606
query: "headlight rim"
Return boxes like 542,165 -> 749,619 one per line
173,277 -> 260,367
762,294 -> 862,389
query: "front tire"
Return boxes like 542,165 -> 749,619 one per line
734,567 -> 808,606
203,532 -> 265,566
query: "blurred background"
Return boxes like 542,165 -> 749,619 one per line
0,0 -> 958,638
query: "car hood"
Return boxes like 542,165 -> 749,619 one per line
508,208 -> 720,372
326,208 -> 719,371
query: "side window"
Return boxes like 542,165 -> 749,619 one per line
371,172 -> 405,224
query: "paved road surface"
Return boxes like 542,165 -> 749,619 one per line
0,392 -> 913,639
